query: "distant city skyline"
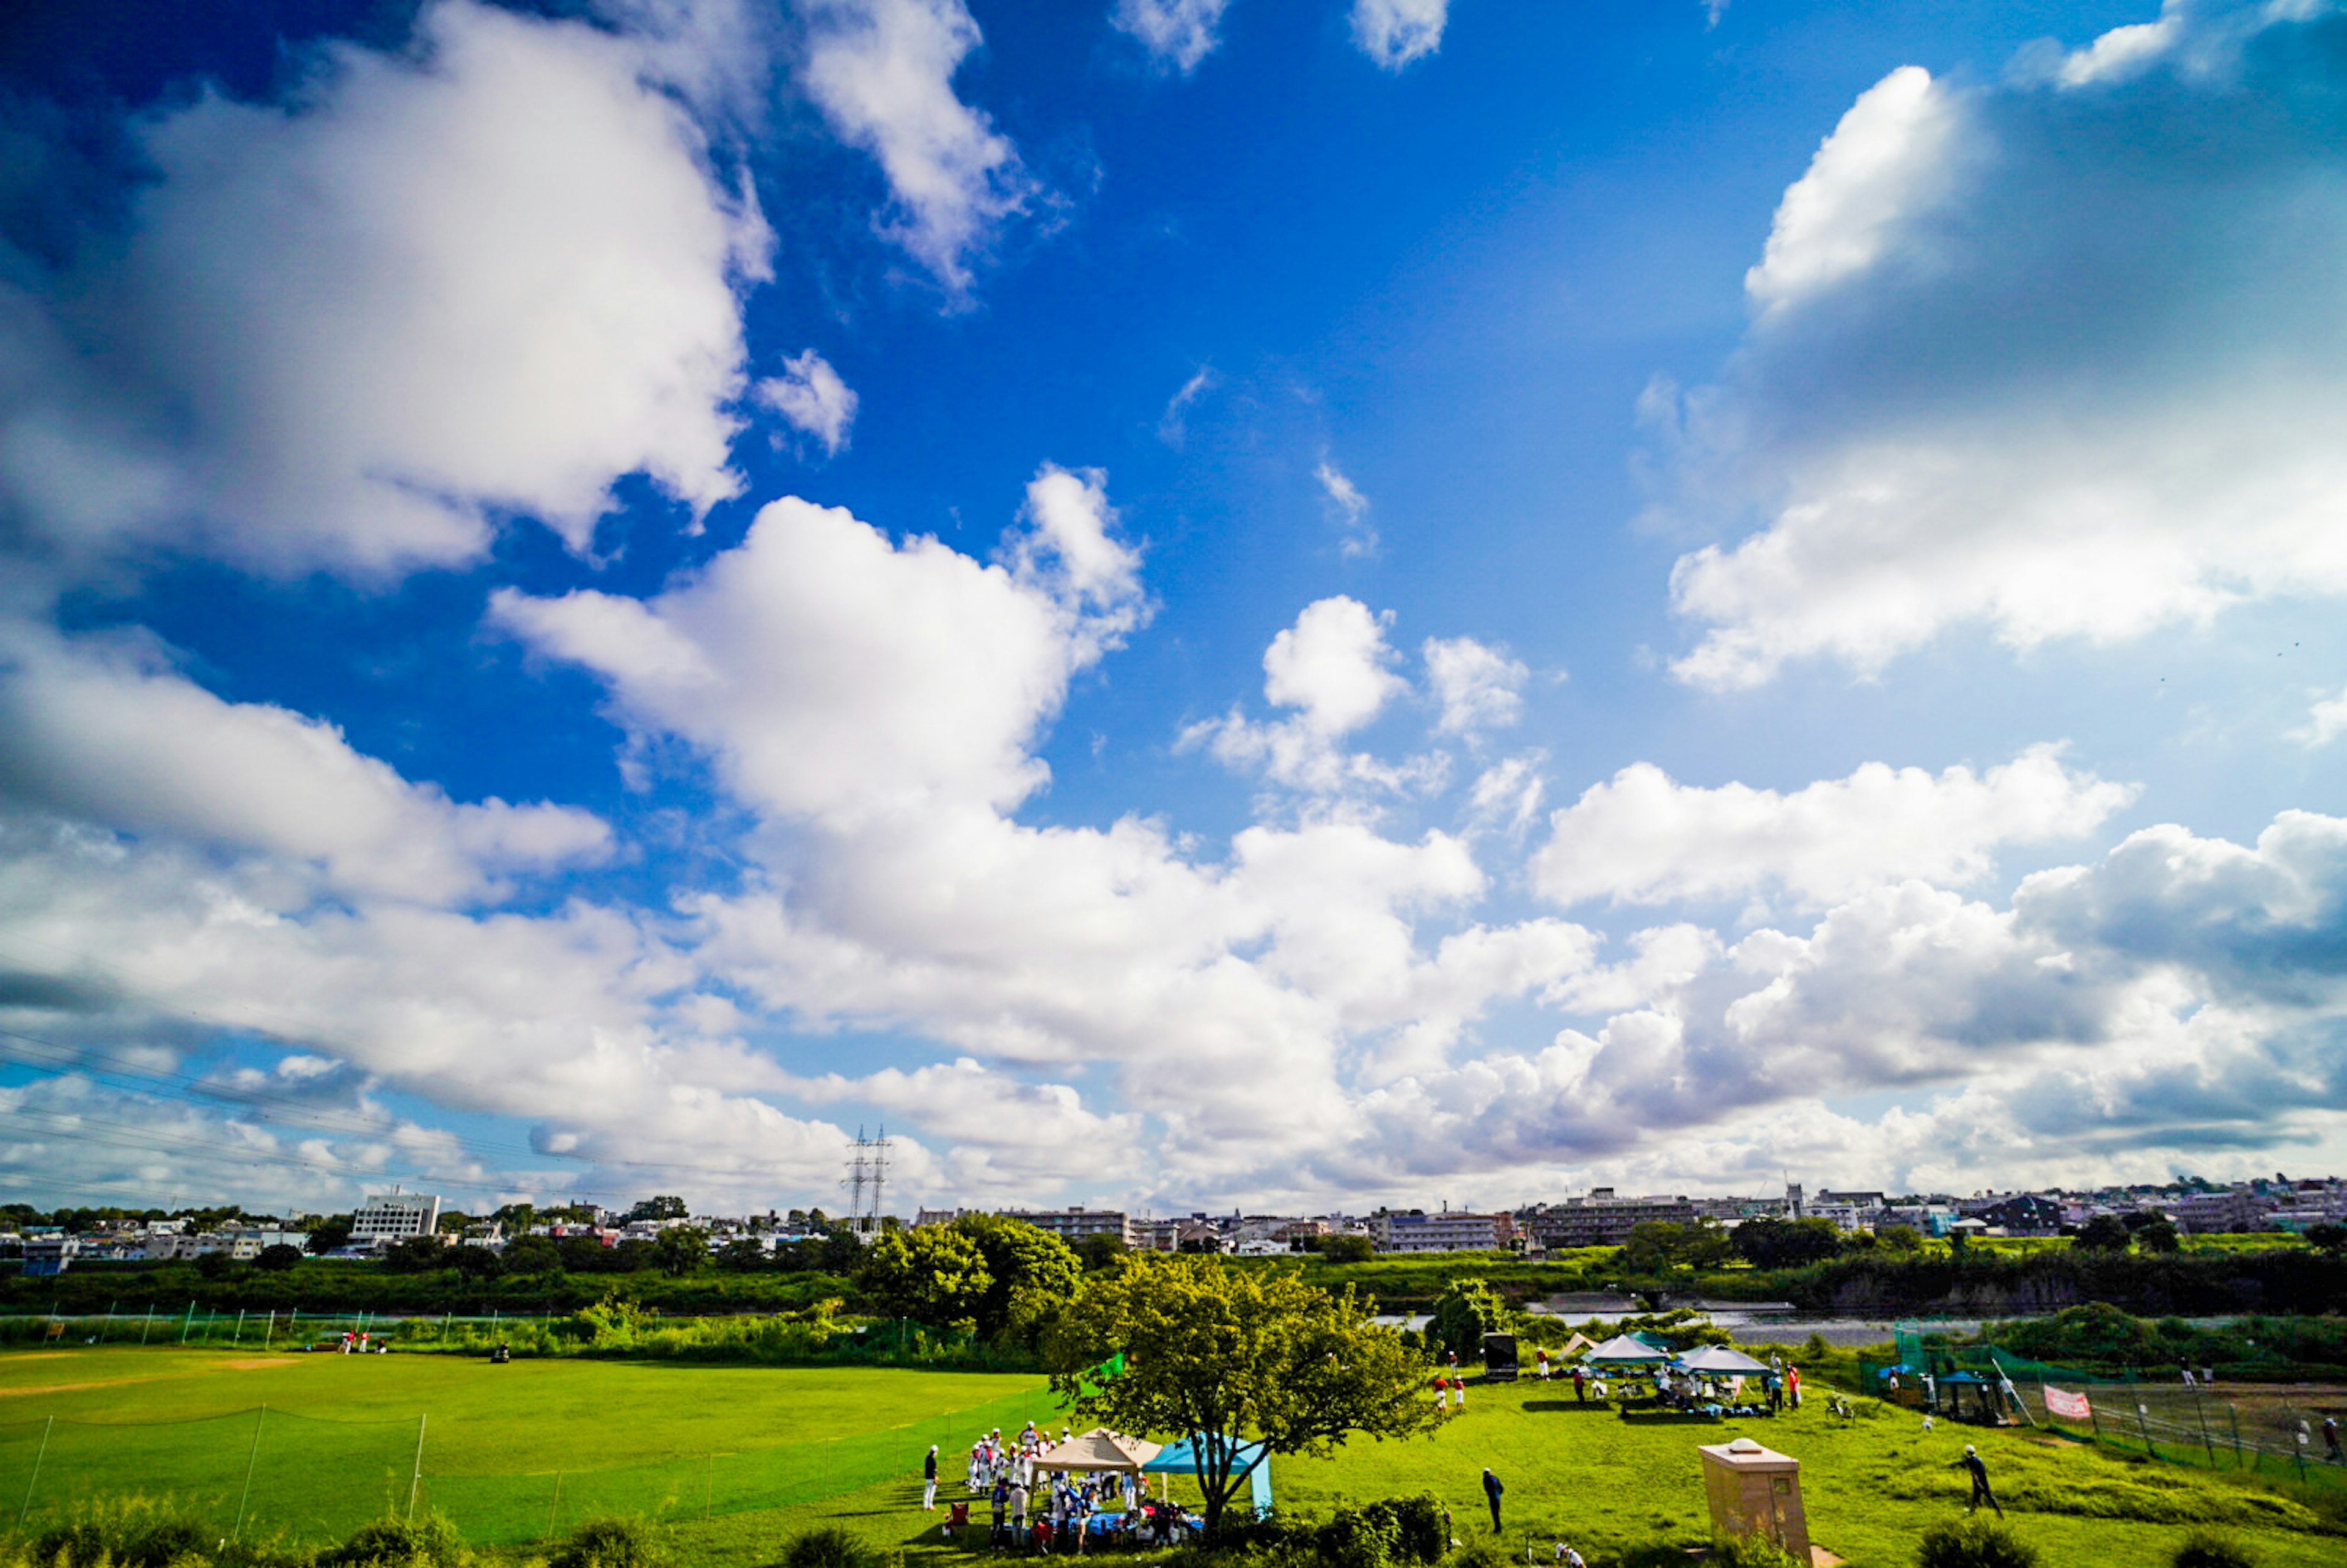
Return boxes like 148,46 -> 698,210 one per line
4,0 -> 2347,1217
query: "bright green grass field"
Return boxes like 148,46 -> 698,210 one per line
4,1349 -> 2340,1568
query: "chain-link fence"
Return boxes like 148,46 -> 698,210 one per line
0,1382 -> 1065,1546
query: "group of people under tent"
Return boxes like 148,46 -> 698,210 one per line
932,1423 -> 1189,1554
1515,1345 -> 1802,1415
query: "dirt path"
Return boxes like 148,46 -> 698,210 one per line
0,1356 -> 296,1396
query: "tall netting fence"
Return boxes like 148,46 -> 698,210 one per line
0,1383 -> 1066,1547
1854,1338 -> 2347,1496
0,1310 -> 556,1352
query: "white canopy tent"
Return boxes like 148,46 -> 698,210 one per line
1579,1333 -> 1672,1366
1673,1345 -> 1771,1376
1031,1429 -> 1163,1473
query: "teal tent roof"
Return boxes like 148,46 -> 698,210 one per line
1144,1435 -> 1273,1514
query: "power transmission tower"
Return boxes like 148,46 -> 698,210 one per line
841,1125 -> 890,1238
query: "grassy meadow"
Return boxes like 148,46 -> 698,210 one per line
2,1345 -> 2341,1567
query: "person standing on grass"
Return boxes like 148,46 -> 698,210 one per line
1482,1467 -> 1504,1531
1787,1365 -> 1801,1410
1571,1365 -> 1586,1402
1952,1445 -> 2003,1517
2323,1416 -> 2341,1464
991,1476 -> 1009,1549
924,1444 -> 939,1511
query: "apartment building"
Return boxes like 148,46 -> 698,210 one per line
999,1207 -> 1134,1246
351,1189 -> 442,1248
1368,1209 -> 1508,1253
1520,1190 -> 1697,1248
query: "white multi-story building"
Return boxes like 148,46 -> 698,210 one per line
1368,1210 -> 1507,1253
2170,1189 -> 2268,1234
351,1189 -> 442,1248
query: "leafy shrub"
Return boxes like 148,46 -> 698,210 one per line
1710,1531 -> 1806,1567
1612,1542 -> 1693,1568
1316,1506 -> 1402,1568
323,1513 -> 466,1568
36,1501 -> 221,1568
1915,1516 -> 2041,1568
1352,1495 -> 1445,1564
2172,1531 -> 2258,1568
548,1518 -> 663,1568
776,1526 -> 883,1568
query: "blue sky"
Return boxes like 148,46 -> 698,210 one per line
3,0 -> 2346,1218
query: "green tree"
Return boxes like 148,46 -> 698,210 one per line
1621,1221 -> 1731,1273
1875,1223 -> 1926,1254
1426,1277 -> 1508,1363
2305,1222 -> 2347,1253
626,1195 -> 689,1223
651,1225 -> 710,1277
305,1216 -> 354,1254
717,1237 -> 771,1273
1731,1217 -> 1846,1269
1321,1233 -> 1375,1263
2137,1217 -> 2182,1255
953,1213 -> 1082,1344
1043,1253 -> 1444,1540
450,1244 -> 505,1280
502,1234 -> 563,1276
384,1235 -> 450,1272
857,1225 -> 991,1329
1078,1231 -> 1128,1272
2074,1215 -> 2133,1251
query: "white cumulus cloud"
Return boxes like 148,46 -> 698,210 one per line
0,628 -> 609,906
0,0 -> 765,580
1654,1 -> 2347,689
1423,636 -> 1527,738
1530,744 -> 2136,909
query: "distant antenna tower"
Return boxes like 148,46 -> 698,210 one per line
842,1124 -> 890,1237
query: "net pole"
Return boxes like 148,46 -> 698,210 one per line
548,1472 -> 562,1542
17,1415 -> 53,1526
141,1306 -> 153,1345
233,1405 -> 266,1539
182,1301 -> 195,1344
407,1415 -> 427,1522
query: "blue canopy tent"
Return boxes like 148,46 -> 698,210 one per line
1144,1434 -> 1273,1515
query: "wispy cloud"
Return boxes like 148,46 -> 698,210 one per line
1315,460 -> 1377,557
755,350 -> 860,455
